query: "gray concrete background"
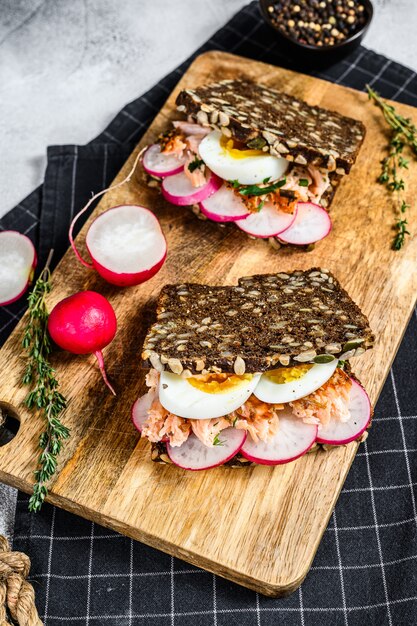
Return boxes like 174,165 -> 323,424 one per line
1,0 -> 417,219
0,0 -> 416,537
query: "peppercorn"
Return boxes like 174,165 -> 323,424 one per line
266,0 -> 368,47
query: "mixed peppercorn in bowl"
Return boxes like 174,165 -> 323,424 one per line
259,0 -> 373,64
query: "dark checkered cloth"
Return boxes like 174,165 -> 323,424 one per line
1,2 -> 417,624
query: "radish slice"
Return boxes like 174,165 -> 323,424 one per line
199,184 -> 251,222
0,231 -> 37,306
241,409 -> 318,465
142,144 -> 186,178
85,205 -> 167,287
278,202 -> 332,245
131,390 -> 169,442
316,378 -> 371,445
161,170 -> 222,206
131,390 -> 156,433
172,121 -> 211,136
167,428 -> 247,470
236,202 -> 297,238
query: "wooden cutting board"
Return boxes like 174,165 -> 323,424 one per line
1,51 -> 417,597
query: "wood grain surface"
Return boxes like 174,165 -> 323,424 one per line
0,51 -> 416,597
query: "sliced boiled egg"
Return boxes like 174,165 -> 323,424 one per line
159,371 -> 261,420
253,361 -> 338,405
198,130 -> 289,185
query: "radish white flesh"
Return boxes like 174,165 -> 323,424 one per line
199,184 -> 251,222
278,202 -> 331,245
0,231 -> 37,306
142,144 -> 186,178
132,390 -> 169,442
132,390 -> 156,432
161,170 -> 221,206
85,205 -> 167,287
236,202 -> 297,238
167,428 -> 247,470
316,379 -> 371,445
241,408 -> 318,465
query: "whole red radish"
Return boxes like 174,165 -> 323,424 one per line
48,291 -> 117,395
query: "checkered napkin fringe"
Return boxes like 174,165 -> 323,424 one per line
1,2 -> 417,625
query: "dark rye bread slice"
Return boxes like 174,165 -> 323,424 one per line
175,79 -> 366,174
141,269 -> 374,375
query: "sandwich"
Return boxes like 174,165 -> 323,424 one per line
141,79 -> 366,247
133,269 -> 374,469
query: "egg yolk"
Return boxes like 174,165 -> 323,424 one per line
220,134 -> 265,160
187,372 -> 253,394
265,365 -> 313,384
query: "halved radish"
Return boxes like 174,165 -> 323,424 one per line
278,202 -> 331,245
236,202 -> 297,238
167,428 -> 247,470
316,378 -> 371,445
161,170 -> 222,206
0,231 -> 37,306
241,409 -> 318,465
142,144 -> 186,178
199,184 -> 250,222
85,205 -> 167,287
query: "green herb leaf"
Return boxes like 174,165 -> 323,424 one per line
213,434 -> 224,446
236,178 -> 287,197
188,156 -> 204,173
392,219 -> 410,250
299,178 -> 309,187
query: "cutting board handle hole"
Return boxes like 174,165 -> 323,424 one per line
0,402 -> 20,447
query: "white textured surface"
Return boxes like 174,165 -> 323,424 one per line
0,0 -> 416,536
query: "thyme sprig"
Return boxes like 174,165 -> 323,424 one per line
367,85 -> 416,250
22,251 -> 69,512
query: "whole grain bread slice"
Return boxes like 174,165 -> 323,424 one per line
141,269 -> 374,375
175,79 -> 365,174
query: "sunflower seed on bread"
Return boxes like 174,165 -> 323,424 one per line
176,79 -> 365,174
141,269 -> 374,374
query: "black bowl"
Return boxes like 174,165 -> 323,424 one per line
259,0 -> 373,68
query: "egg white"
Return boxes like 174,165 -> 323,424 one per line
198,130 -> 289,185
253,361 -> 338,405
158,371 -> 261,420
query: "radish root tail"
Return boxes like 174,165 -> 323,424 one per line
69,145 -> 148,269
94,350 -> 116,395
